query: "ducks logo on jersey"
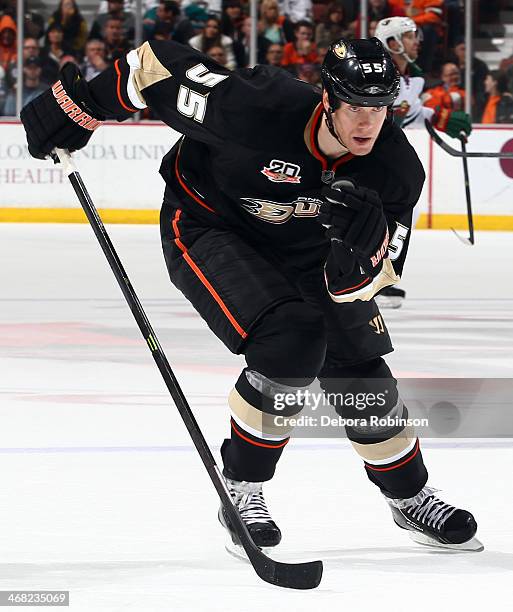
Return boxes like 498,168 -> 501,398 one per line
240,197 -> 321,224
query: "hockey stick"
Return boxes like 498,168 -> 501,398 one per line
53,148 -> 323,590
424,119 -> 513,158
451,135 -> 475,246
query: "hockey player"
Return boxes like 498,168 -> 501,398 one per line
20,37 -> 481,554
376,16 -> 471,135
374,16 -> 472,308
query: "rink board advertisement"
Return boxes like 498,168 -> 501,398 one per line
1,122 -> 512,229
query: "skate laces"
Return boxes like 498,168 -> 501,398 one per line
226,479 -> 273,525
389,486 -> 457,531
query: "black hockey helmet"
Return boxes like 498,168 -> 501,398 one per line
321,38 -> 400,109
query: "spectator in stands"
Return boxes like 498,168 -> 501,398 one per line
481,71 -> 513,124
353,0 -> 404,37
188,16 -> 236,70
4,35 -> 42,98
389,0 -> 443,72
0,14 -> 16,72
143,1 -> 194,44
80,39 -> 108,81
278,0 -> 312,23
206,44 -> 228,67
265,42 -> 283,67
181,0 -> 222,14
259,0 -> 291,46
102,16 -> 132,63
184,4 -> 210,36
220,2 -> 246,67
1,0 -> 45,40
368,19 -> 379,38
152,22 -> 174,41
3,56 -> 48,116
423,61 -> 466,113
47,0 -> 88,55
90,0 -> 135,44
296,62 -> 321,87
41,24 -> 71,85
239,16 -> 270,66
221,1 -> 244,41
22,38 -> 40,61
59,53 -> 78,67
451,39 -> 488,120
0,63 -> 7,115
281,20 -> 319,67
315,2 -> 353,47
316,41 -> 330,64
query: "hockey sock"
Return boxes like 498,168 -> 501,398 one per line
222,301 -> 328,482
320,357 -> 428,499
222,370 -> 303,482
354,432 -> 428,499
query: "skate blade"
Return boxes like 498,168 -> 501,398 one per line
224,539 -> 275,563
375,295 -> 403,309
408,531 -> 484,552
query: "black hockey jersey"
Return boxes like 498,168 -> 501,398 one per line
88,40 -> 425,298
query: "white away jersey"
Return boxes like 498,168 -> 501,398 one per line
393,74 -> 434,129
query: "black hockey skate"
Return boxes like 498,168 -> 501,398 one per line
219,478 -> 281,557
386,486 -> 483,551
375,286 -> 405,309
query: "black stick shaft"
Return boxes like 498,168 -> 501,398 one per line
56,151 -> 322,589
460,138 -> 475,245
425,119 -> 513,158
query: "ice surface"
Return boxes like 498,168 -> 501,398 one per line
1,224 -> 512,611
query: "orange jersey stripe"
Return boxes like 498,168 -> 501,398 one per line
231,419 -> 289,449
310,104 -> 328,170
309,103 -> 355,171
171,209 -> 248,339
114,59 -> 137,113
332,152 -> 355,170
174,146 -> 216,214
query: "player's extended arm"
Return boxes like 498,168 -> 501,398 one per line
318,180 -> 401,303
21,40 -> 304,159
20,41 -> 232,158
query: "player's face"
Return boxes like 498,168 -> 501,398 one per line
402,31 -> 419,60
331,100 -> 387,156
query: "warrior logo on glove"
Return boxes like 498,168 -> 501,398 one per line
52,81 -> 101,131
371,227 -> 390,268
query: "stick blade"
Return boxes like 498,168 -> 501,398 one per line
451,227 -> 474,246
250,552 -> 323,590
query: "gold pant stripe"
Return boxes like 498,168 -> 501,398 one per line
351,426 -> 415,463
228,388 -> 293,439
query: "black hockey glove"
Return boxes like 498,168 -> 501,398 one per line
20,62 -> 105,160
318,179 -> 389,278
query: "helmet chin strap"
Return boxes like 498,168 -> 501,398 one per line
391,37 -> 416,64
324,106 -> 348,149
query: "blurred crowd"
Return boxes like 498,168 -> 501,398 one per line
0,0 -> 512,123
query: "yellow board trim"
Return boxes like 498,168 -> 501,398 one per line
0,208 -> 159,224
416,213 -> 513,231
0,209 -> 513,230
